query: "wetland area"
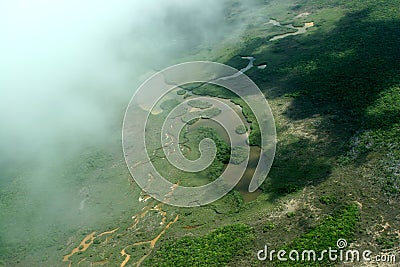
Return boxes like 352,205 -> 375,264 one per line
1,0 -> 400,266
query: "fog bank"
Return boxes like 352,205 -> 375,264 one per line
0,0 -> 246,264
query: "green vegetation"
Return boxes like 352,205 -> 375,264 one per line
319,195 -> 337,205
201,107 -> 222,119
286,211 -> 296,218
177,89 -> 186,95
181,107 -> 221,123
276,204 -> 359,266
376,233 -> 400,249
274,183 -> 301,196
184,83 -> 262,146
187,99 -> 213,109
230,189 -> 245,210
230,146 -> 248,164
3,0 -> 400,266
88,1 -> 400,265
235,125 -> 247,135
159,99 -> 180,112
262,222 -> 276,232
186,118 -> 199,125
148,124 -> 231,186
147,224 -> 254,267
186,83 -> 236,99
186,127 -> 230,165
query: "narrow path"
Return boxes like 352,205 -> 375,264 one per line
63,184 -> 180,267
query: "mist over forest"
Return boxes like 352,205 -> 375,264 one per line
1,0 -> 399,266
0,0 -> 245,262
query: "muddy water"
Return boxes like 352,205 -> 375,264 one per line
190,116 -> 262,202
188,97 -> 249,142
268,19 -> 314,41
63,192 -> 179,267
235,146 -> 262,202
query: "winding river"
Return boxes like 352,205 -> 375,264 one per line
268,19 -> 314,41
62,15 -> 316,266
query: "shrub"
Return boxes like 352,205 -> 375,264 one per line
177,89 -> 186,95
187,99 -> 213,109
235,125 -> 247,135
276,204 -> 360,266
319,195 -> 337,205
263,223 -> 276,232
148,224 -> 254,266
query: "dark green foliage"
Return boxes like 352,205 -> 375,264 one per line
319,195 -> 337,205
159,99 -> 180,112
283,91 -> 307,98
177,89 -> 186,95
148,224 -> 254,267
235,125 -> 247,135
365,85 -> 400,129
286,212 -> 296,218
187,99 -> 213,109
225,0 -> 400,199
236,100 -> 261,146
382,172 -> 400,196
263,222 -> 276,232
275,204 -> 359,266
189,127 -> 230,165
190,84 -> 262,147
201,107 -> 222,118
376,233 -> 400,249
230,190 -> 245,210
191,83 -> 236,99
276,184 -> 301,195
186,118 -> 200,125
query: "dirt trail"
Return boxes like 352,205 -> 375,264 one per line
120,248 -> 131,267
63,182 -> 180,267
119,192 -> 180,267
119,184 -> 181,266
121,215 -> 179,267
97,227 -> 120,237
63,228 -> 120,266
63,232 -> 96,262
